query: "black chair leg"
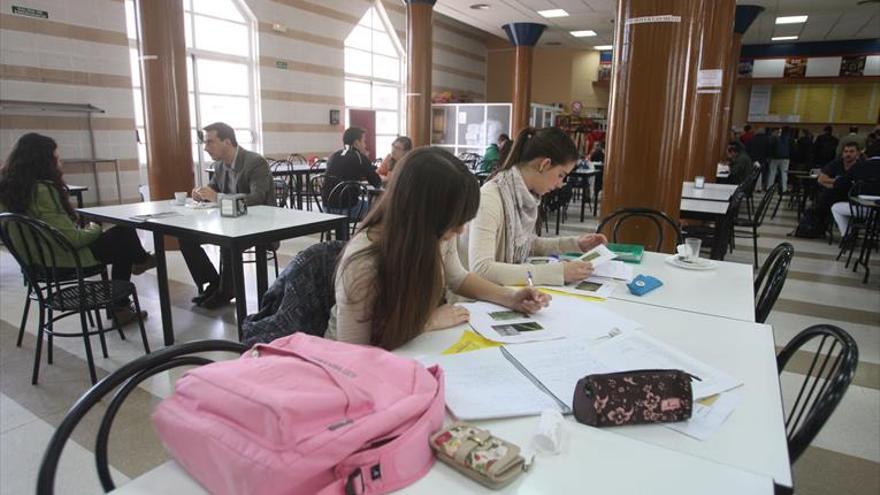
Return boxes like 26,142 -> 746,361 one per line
131,289 -> 151,354
770,193 -> 783,219
78,311 -> 98,385
96,310 -> 110,359
17,286 -> 32,347
752,226 -> 759,267
31,307 -> 46,384
46,308 -> 53,365
273,250 -> 279,277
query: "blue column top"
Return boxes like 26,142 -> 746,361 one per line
403,0 -> 437,5
502,23 -> 547,47
734,5 -> 764,35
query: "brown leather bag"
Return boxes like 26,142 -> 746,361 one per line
572,369 -> 696,427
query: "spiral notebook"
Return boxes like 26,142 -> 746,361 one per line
424,333 -> 742,421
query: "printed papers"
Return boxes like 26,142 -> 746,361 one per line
577,244 -> 617,266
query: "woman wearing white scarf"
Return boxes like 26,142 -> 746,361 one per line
458,127 -> 606,286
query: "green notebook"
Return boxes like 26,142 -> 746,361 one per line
606,243 -> 645,263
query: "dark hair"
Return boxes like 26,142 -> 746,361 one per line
849,126 -> 858,134
497,127 -> 578,173
203,122 -> 238,147
866,140 -> 880,157
0,133 -> 75,220
727,140 -> 743,153
842,141 -> 861,151
744,125 -> 752,132
343,127 -> 366,146
497,133 -> 510,143
823,125 -> 833,133
393,136 -> 413,152
341,147 -> 480,350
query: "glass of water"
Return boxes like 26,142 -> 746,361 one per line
685,237 -> 702,260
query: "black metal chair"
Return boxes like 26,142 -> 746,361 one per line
777,324 -> 858,463
457,152 -> 481,171
0,213 -> 150,385
538,183 -> 573,236
310,174 -> 336,241
269,159 -> 294,208
596,208 -> 683,252
328,180 -> 370,239
836,180 -> 880,269
754,242 -> 794,324
734,182 -> 779,267
36,339 -> 248,494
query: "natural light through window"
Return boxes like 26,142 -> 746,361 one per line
124,0 -> 259,186
344,3 -> 404,155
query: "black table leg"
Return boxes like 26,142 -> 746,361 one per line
256,246 -> 268,307
73,192 -> 84,209
152,232 -> 174,346
580,183 -> 587,222
295,173 -> 304,210
231,246 -> 247,341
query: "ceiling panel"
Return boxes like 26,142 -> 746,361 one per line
435,0 -> 880,49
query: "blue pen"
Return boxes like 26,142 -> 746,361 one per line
526,270 -> 535,288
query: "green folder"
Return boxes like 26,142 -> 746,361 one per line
606,243 -> 645,263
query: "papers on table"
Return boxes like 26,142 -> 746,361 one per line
441,330 -> 501,355
666,389 -> 744,441
460,296 -> 642,344
577,244 -> 617,266
593,260 -> 634,281
545,261 -> 634,299
130,211 -> 181,221
590,332 -> 742,400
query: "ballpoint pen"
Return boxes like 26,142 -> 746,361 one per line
527,270 -> 535,288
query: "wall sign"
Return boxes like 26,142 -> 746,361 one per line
275,61 -> 288,70
12,6 -> 48,18
625,15 -> 681,25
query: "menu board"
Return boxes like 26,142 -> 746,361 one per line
748,82 -> 879,124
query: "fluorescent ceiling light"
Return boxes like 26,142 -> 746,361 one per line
570,30 -> 597,37
771,36 -> 799,41
538,9 -> 569,18
593,45 -> 613,50
775,15 -> 808,24
469,3 -> 490,10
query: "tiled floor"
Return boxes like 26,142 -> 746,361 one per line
0,197 -> 877,494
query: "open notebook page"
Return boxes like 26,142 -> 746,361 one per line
503,337 -> 610,410
423,348 -> 562,420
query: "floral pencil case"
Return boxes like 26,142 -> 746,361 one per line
572,369 -> 696,427
429,423 -> 526,490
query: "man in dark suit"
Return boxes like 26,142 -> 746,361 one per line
184,121 -> 273,308
322,126 -> 382,240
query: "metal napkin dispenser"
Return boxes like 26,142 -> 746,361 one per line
219,193 -> 247,217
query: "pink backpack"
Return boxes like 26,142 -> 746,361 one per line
152,333 -> 445,495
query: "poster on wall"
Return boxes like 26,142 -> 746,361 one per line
783,57 -> 807,78
840,56 -> 866,77
737,59 -> 754,78
597,61 -> 612,81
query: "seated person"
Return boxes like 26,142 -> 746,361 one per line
589,141 -> 605,163
830,141 -> 880,235
327,147 -> 551,349
185,122 -> 273,309
818,142 -> 864,191
725,141 -> 752,185
322,126 -> 382,240
376,136 -> 412,182
0,133 -> 155,324
477,133 -> 511,174
460,127 -> 607,287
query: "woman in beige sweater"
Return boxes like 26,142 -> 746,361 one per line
326,147 -> 551,350
460,127 -> 606,286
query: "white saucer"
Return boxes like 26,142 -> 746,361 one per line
664,255 -> 718,271
183,200 -> 217,209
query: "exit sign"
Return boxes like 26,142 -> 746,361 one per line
275,61 -> 288,70
12,6 -> 48,18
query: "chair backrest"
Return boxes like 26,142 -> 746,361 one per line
458,152 -> 481,170
287,153 -> 308,166
328,180 -> 369,213
36,340 -> 248,494
269,159 -> 293,176
309,174 -> 332,212
848,179 -> 880,219
776,324 -> 858,463
754,242 -> 794,323
753,182 -> 779,226
596,208 -> 683,252
540,183 -> 573,214
741,167 -> 761,197
272,178 -> 290,208
707,189 -> 746,261
0,213 -> 86,307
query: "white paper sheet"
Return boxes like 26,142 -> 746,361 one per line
577,244 -> 617,267
542,276 -> 617,299
593,260 -> 634,281
462,301 -> 567,344
421,348 -> 561,420
503,337 -> 611,407
590,332 -> 742,399
666,389 -> 744,440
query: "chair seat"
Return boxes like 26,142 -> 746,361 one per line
733,218 -> 756,227
47,280 -> 133,311
28,264 -> 105,284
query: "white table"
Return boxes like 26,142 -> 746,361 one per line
681,181 -> 737,202
111,300 -> 788,494
607,251 -> 755,322
77,202 -> 346,344
680,198 -> 729,216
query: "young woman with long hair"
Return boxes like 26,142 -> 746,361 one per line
0,133 -> 155,323
376,136 -> 413,181
460,127 -> 607,286
327,146 -> 551,350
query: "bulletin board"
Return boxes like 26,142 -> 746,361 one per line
748,82 -> 880,124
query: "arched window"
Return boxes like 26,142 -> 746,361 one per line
125,0 -> 261,187
344,3 -> 404,156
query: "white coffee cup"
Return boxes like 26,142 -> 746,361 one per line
173,191 -> 187,205
694,176 -> 706,189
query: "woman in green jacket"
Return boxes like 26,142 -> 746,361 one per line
0,133 -> 155,324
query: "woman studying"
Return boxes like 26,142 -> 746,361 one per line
326,147 -> 550,350
460,127 -> 607,286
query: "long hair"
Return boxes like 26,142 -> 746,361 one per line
340,147 -> 480,350
0,133 -> 75,219
494,127 -> 578,177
